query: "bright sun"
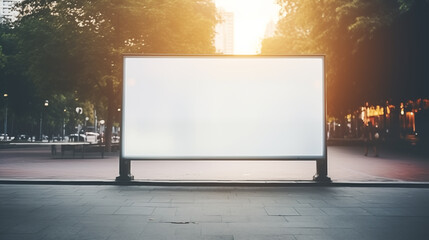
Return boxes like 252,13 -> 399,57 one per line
214,0 -> 280,54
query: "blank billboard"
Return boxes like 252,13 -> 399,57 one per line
122,55 -> 325,159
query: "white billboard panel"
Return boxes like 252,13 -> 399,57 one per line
122,56 -> 325,159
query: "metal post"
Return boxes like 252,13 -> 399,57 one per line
313,157 -> 331,183
2,93 -> 7,141
62,108 -> 66,141
40,100 -> 48,141
62,118 -> 65,140
39,112 -> 43,141
75,107 -> 82,142
116,157 -> 134,181
85,117 -> 89,132
3,105 -> 7,141
94,110 -> 97,133
76,124 -> 80,142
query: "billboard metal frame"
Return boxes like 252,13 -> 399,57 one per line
116,54 -> 330,182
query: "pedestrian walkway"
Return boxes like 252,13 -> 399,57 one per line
1,146 -> 429,182
1,184 -> 429,240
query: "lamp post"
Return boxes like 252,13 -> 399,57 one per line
39,100 -> 49,141
99,120 -> 105,133
85,117 -> 89,132
94,110 -> 97,133
100,119 -> 105,143
75,107 -> 83,141
62,108 -> 67,141
3,93 -> 7,141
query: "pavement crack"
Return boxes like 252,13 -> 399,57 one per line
164,221 -> 197,224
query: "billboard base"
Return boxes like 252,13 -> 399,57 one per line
116,174 -> 134,181
313,174 -> 332,183
116,158 -> 134,181
313,158 -> 331,183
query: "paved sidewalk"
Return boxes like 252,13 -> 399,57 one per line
1,146 -> 429,182
1,184 -> 429,240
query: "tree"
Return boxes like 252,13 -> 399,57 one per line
0,46 -> 5,69
0,23 -> 41,137
8,0 -> 218,148
261,0 -> 428,117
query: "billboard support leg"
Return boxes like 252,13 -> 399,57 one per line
313,157 -> 331,183
116,157 -> 134,181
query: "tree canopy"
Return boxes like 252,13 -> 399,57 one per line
262,0 -> 429,117
1,0 -> 218,147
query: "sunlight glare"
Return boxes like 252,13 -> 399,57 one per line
214,0 -> 280,54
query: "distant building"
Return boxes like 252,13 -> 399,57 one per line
264,19 -> 277,38
215,9 -> 234,54
0,0 -> 21,22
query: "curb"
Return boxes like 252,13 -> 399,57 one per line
1,179 -> 429,188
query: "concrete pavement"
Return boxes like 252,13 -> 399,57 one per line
1,184 -> 429,240
2,145 -> 429,239
1,145 -> 429,182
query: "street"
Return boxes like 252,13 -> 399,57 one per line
1,145 -> 428,182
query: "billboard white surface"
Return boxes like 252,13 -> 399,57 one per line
122,56 -> 325,159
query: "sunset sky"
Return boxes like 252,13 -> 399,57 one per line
214,0 -> 280,54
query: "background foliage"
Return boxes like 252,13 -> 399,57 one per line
1,0 -> 218,149
261,0 -> 429,116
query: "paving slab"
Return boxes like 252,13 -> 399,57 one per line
1,184 -> 429,240
1,145 -> 429,182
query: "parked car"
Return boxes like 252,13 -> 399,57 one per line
0,134 -> 8,141
85,132 -> 100,144
41,135 -> 49,142
68,134 -> 86,142
52,136 -> 64,142
112,134 -> 120,143
13,134 -> 30,142
0,134 -> 14,141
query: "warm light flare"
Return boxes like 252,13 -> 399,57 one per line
215,0 -> 280,54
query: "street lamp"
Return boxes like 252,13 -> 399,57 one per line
75,107 -> 83,141
85,117 -> 89,132
94,110 -> 97,134
99,119 -> 105,132
3,93 -> 7,141
62,108 -> 67,140
39,100 -> 49,141
75,107 -> 83,115
99,120 -> 105,143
